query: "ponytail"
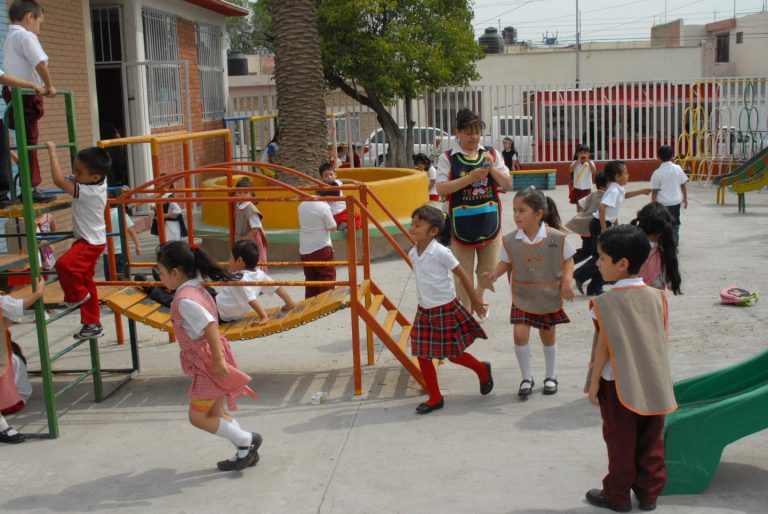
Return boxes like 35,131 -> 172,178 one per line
156,241 -> 236,282
543,196 -> 563,231
657,222 -> 682,295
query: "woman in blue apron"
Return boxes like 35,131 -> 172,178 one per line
435,109 -> 512,312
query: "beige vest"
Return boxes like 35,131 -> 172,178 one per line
565,191 -> 604,237
504,227 -> 565,314
235,203 -> 260,238
587,286 -> 677,415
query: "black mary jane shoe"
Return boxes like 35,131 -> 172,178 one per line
218,433 -> 263,472
0,428 -> 25,444
542,377 -> 558,395
585,489 -> 631,512
480,362 -> 494,395
415,398 -> 444,414
518,378 -> 535,397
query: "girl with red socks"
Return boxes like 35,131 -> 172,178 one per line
408,205 -> 493,414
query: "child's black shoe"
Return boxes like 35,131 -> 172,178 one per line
415,398 -> 444,414
585,489 -> 631,512
73,324 -> 103,340
0,427 -> 25,444
518,378 -> 535,397
218,433 -> 262,472
480,362 -> 494,395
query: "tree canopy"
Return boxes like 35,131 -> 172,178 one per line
226,0 -> 271,54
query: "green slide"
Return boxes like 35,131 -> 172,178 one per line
662,349 -> 768,495
713,144 -> 768,189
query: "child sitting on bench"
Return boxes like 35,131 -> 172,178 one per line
216,241 -> 295,325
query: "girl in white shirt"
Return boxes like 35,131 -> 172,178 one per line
156,241 -> 260,472
408,206 -> 492,415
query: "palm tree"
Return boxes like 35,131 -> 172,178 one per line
269,0 -> 327,184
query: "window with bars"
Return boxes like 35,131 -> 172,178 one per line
142,7 -> 184,127
92,6 -> 123,64
716,33 -> 730,63
195,23 -> 225,121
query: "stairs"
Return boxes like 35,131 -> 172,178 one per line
354,279 -> 425,388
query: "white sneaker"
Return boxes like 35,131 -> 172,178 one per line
64,293 -> 91,309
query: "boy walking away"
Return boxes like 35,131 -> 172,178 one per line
3,0 -> 56,204
650,145 -> 687,244
47,142 -> 111,340
298,182 -> 337,299
584,225 -> 677,512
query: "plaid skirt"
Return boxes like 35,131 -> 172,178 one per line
411,298 -> 487,359
510,306 -> 570,329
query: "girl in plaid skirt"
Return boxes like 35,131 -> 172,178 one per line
408,206 -> 492,415
157,241 -> 261,472
483,188 -> 575,398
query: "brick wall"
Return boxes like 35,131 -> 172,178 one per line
150,18 -> 226,180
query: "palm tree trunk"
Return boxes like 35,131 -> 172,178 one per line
269,0 -> 327,185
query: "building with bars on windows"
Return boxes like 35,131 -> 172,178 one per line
0,0 -> 247,193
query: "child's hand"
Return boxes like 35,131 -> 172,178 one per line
561,281 -> 574,301
34,276 -> 46,293
33,84 -> 46,96
480,271 -> 496,284
471,297 -> 489,319
134,245 -> 141,256
46,86 -> 57,98
45,141 -> 57,154
252,317 -> 269,326
212,359 -> 229,379
469,166 -> 490,182
683,198 -> 688,209
586,380 -> 599,406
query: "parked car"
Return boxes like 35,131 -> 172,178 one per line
362,127 -> 454,166
488,115 -> 533,162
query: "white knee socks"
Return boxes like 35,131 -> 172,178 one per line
216,418 -> 252,457
543,343 -> 558,379
514,344 -> 533,381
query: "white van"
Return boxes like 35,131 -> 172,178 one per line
489,115 -> 533,163
362,127 -> 454,166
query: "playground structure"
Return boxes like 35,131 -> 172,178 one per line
663,349 -> 768,495
712,145 -> 768,212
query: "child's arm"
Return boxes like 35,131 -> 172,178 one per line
22,277 -> 46,308
651,189 -> 659,202
568,160 -> 579,173
46,142 -> 75,196
34,62 -> 55,97
681,183 -> 688,209
128,226 -> 141,256
428,179 -> 436,191
481,260 -> 511,285
587,333 -> 609,406
588,160 -> 596,174
626,188 -> 651,199
0,73 -> 46,95
275,286 -> 296,311
203,322 -> 230,378
561,258 -> 574,301
48,214 -> 56,232
598,203 -> 607,232
248,299 -> 270,325
453,264 -> 488,317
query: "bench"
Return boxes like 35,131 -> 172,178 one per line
510,169 -> 557,191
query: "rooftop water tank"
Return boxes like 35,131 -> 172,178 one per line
503,26 -> 517,45
478,27 -> 504,54
227,51 -> 248,76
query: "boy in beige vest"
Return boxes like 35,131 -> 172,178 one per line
584,225 -> 677,512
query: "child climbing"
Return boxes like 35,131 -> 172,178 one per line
234,177 -> 268,269
482,187 -> 575,397
408,205 -> 491,414
216,241 -> 295,324
156,241 -> 261,472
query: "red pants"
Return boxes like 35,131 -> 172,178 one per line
332,210 -> 362,229
598,378 -> 667,507
301,246 -> 336,299
2,88 -> 43,188
55,239 -> 106,324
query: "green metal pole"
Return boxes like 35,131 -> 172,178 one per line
11,87 -> 58,437
89,337 -> 103,403
64,92 -> 78,166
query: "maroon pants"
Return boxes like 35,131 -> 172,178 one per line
2,87 -> 44,188
598,378 -> 667,507
301,246 -> 336,299
55,239 -> 106,325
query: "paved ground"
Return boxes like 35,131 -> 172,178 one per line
3,179 -> 768,513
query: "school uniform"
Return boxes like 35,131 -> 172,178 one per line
216,268 -> 277,322
409,239 -> 486,359
569,161 -> 594,204
650,161 -> 687,240
426,166 -> 439,201
235,201 -> 268,268
0,296 -> 26,413
151,193 -> 187,241
170,279 -> 257,410
327,179 -> 361,229
298,200 -> 337,298
500,224 -> 576,329
566,191 -> 604,264
55,179 -> 107,325
587,278 -> 677,508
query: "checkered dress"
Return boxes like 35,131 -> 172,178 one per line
510,306 -> 570,329
170,284 -> 257,410
411,298 -> 487,359
0,339 -> 21,411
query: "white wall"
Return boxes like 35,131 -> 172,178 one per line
474,46 -> 703,85
732,12 -> 768,77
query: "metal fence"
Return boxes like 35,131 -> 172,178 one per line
227,77 -> 768,168
142,8 -> 184,128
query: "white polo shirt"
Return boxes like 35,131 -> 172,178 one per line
427,166 -> 438,195
436,144 -> 509,183
573,162 -> 593,190
590,277 -> 645,380
178,279 -> 216,339
73,180 -> 108,245
650,161 -> 687,206
409,239 -> 459,308
109,208 -> 134,254
498,224 -> 577,262
593,182 -> 626,223
298,200 -> 336,254
216,269 -> 278,322
1,295 -> 24,323
328,179 -> 346,216
3,25 -> 48,84
238,202 -> 263,229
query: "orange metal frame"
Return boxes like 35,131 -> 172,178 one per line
99,159 -> 415,395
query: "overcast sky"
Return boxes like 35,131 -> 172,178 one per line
471,0 -> 768,44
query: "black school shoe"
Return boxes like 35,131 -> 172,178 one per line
0,427 -> 25,444
638,500 -> 657,511
218,432 -> 263,472
518,378 -> 534,397
543,377 -> 558,395
480,362 -> 494,395
415,398 -> 444,414
31,189 -> 55,204
585,489 -> 631,512
73,324 -> 103,340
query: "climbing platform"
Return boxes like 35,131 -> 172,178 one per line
103,284 -> 352,340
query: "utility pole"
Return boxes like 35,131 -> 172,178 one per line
575,0 -> 580,85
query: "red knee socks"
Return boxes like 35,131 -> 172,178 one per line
417,357 -> 443,405
448,352 -> 489,383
